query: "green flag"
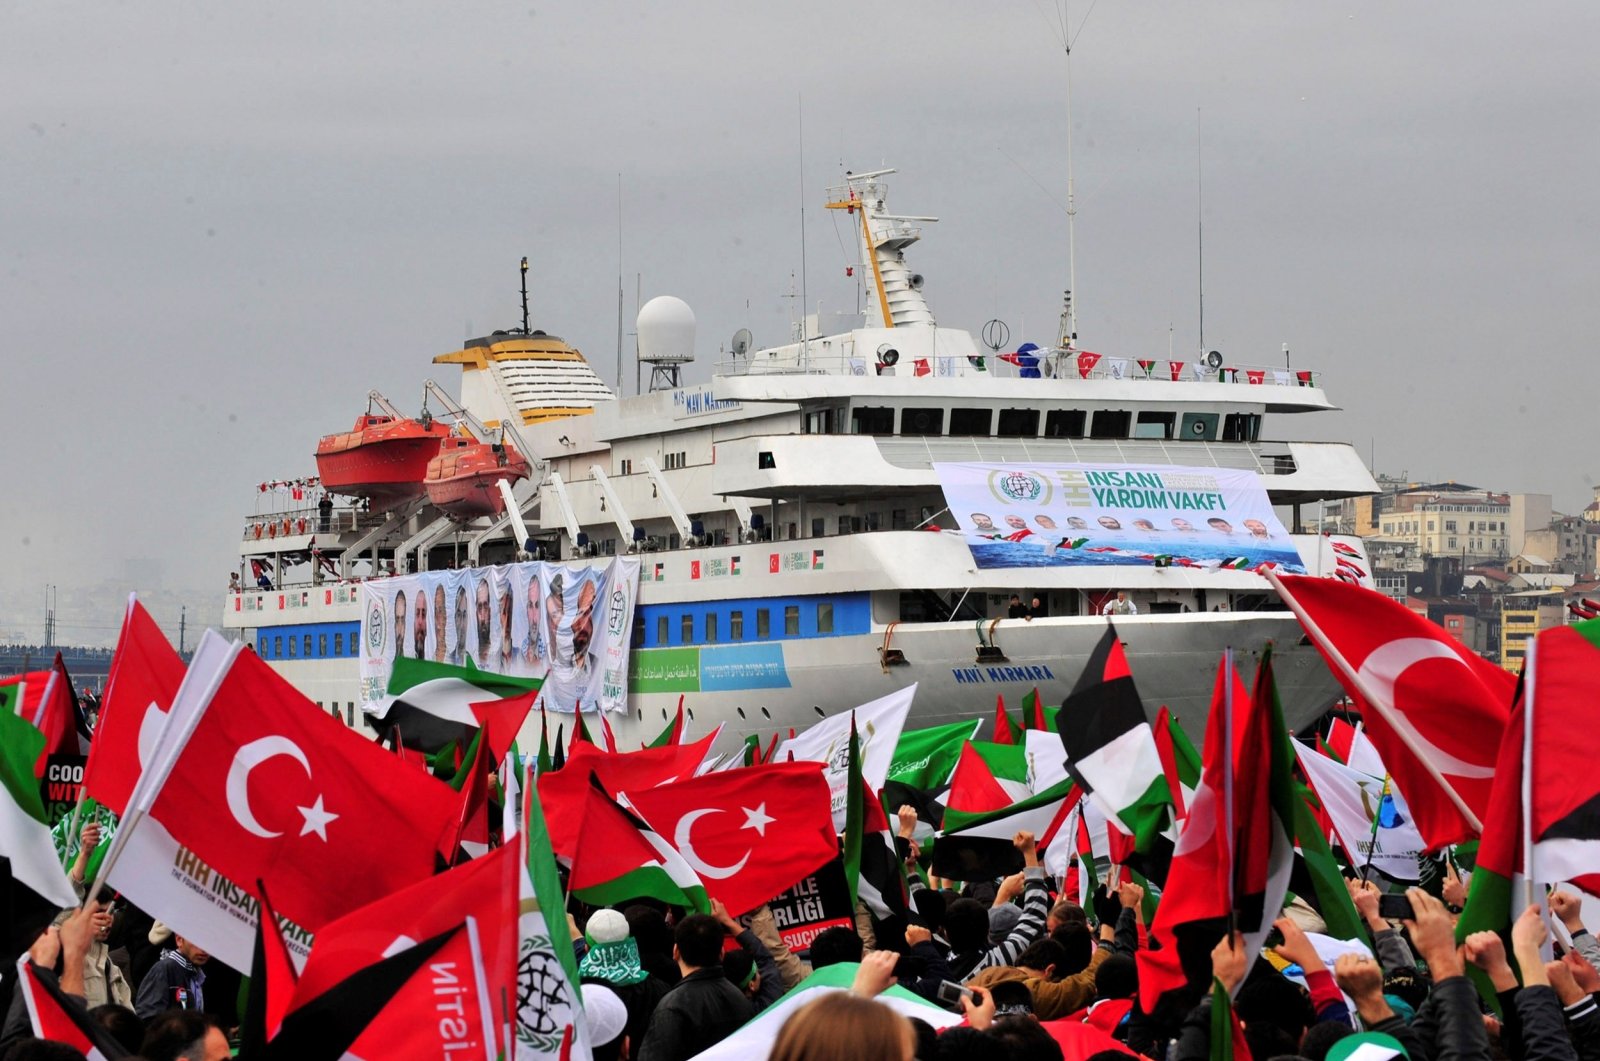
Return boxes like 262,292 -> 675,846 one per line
518,764 -> 588,1057
0,698 -> 78,908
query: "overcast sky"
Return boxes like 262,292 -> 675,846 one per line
4,1 -> 1597,645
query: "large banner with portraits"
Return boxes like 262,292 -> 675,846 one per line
358,557 -> 640,713
934,461 -> 1307,573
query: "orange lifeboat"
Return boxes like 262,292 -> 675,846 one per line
424,436 -> 531,520
315,413 -> 452,510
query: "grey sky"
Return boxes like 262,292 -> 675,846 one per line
4,2 -> 1597,645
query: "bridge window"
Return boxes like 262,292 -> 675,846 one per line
681,614 -> 694,644
817,602 -> 834,634
656,615 -> 669,645
632,613 -> 645,648
1044,409 -> 1086,438
851,406 -> 895,435
705,612 -> 719,643
900,407 -> 944,435
784,605 -> 801,636
756,609 -> 771,639
949,408 -> 993,435
997,408 -> 1040,437
274,636 -> 283,657
891,509 -> 908,529
730,611 -> 744,640
287,637 -> 297,658
1221,413 -> 1261,441
1090,410 -> 1132,438
334,633 -> 344,656
1135,412 -> 1176,439
318,634 -> 328,657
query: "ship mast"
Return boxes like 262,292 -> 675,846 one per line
1061,11 -> 1078,351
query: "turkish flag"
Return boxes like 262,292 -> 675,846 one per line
290,843 -> 518,1058
538,729 -> 720,859
85,596 -> 186,814
147,639 -> 460,931
624,760 -> 837,915
1076,352 -> 1102,378
1272,574 -> 1510,848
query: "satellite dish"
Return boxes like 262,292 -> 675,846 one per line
1205,350 -> 1224,369
731,328 -> 753,357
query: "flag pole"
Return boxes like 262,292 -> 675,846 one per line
1223,647 -> 1236,943
1522,638 -> 1537,914
1262,569 -> 1483,833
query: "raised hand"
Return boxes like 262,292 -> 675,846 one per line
850,949 -> 900,998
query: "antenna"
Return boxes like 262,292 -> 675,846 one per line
519,257 -> 530,335
1197,108 -> 1205,357
797,94 -> 810,370
1062,5 -> 1079,349
616,173 -> 624,394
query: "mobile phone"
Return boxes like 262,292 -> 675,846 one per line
936,980 -> 974,1008
1377,894 -> 1415,920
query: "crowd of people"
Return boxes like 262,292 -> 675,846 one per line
7,814 -> 1600,1061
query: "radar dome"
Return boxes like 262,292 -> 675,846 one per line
637,296 -> 696,365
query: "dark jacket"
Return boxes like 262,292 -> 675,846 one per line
133,949 -> 206,1020
947,868 -> 1051,981
1564,994 -> 1600,1061
1514,985 -> 1580,1061
635,966 -> 755,1061
1412,975 -> 1493,1061
733,928 -> 785,1013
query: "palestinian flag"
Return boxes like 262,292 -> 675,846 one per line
882,719 -> 981,831
993,695 -> 1018,744
569,776 -> 709,912
1211,976 -> 1252,1061
1058,625 -> 1172,851
647,696 -> 687,748
1526,622 -> 1600,894
0,694 -> 79,909
1460,621 -> 1600,957
1138,651 -> 1292,1014
14,956 -> 131,1059
843,715 -> 909,920
238,881 -> 298,1056
365,656 -> 540,753
934,779 -> 1076,881
946,742 -> 1014,815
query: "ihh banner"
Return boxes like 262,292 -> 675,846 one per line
934,461 -> 1308,573
358,557 -> 640,714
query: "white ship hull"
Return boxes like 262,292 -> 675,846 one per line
610,610 -> 1335,748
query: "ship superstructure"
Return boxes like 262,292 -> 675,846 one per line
223,170 -> 1377,745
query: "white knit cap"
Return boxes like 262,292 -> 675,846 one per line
581,983 -> 629,1046
586,908 -> 630,945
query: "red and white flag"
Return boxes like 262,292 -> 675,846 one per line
114,631 -> 461,934
1267,572 -> 1509,848
624,760 -> 838,916
84,595 -> 186,814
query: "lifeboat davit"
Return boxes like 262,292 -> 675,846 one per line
315,414 -> 452,510
424,436 -> 531,520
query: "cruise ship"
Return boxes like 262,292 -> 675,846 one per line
222,169 -> 1378,748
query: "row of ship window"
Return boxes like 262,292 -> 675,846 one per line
256,626 -> 360,661
634,601 -> 835,647
808,407 -> 1263,442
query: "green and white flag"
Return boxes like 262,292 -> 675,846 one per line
516,764 -> 589,1060
0,694 -> 79,909
366,656 -> 540,753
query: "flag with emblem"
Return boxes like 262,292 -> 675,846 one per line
514,761 -> 589,1060
1266,571 -> 1510,848
776,685 -> 914,831
842,714 -> 910,919
625,760 -> 837,916
105,631 -> 461,933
